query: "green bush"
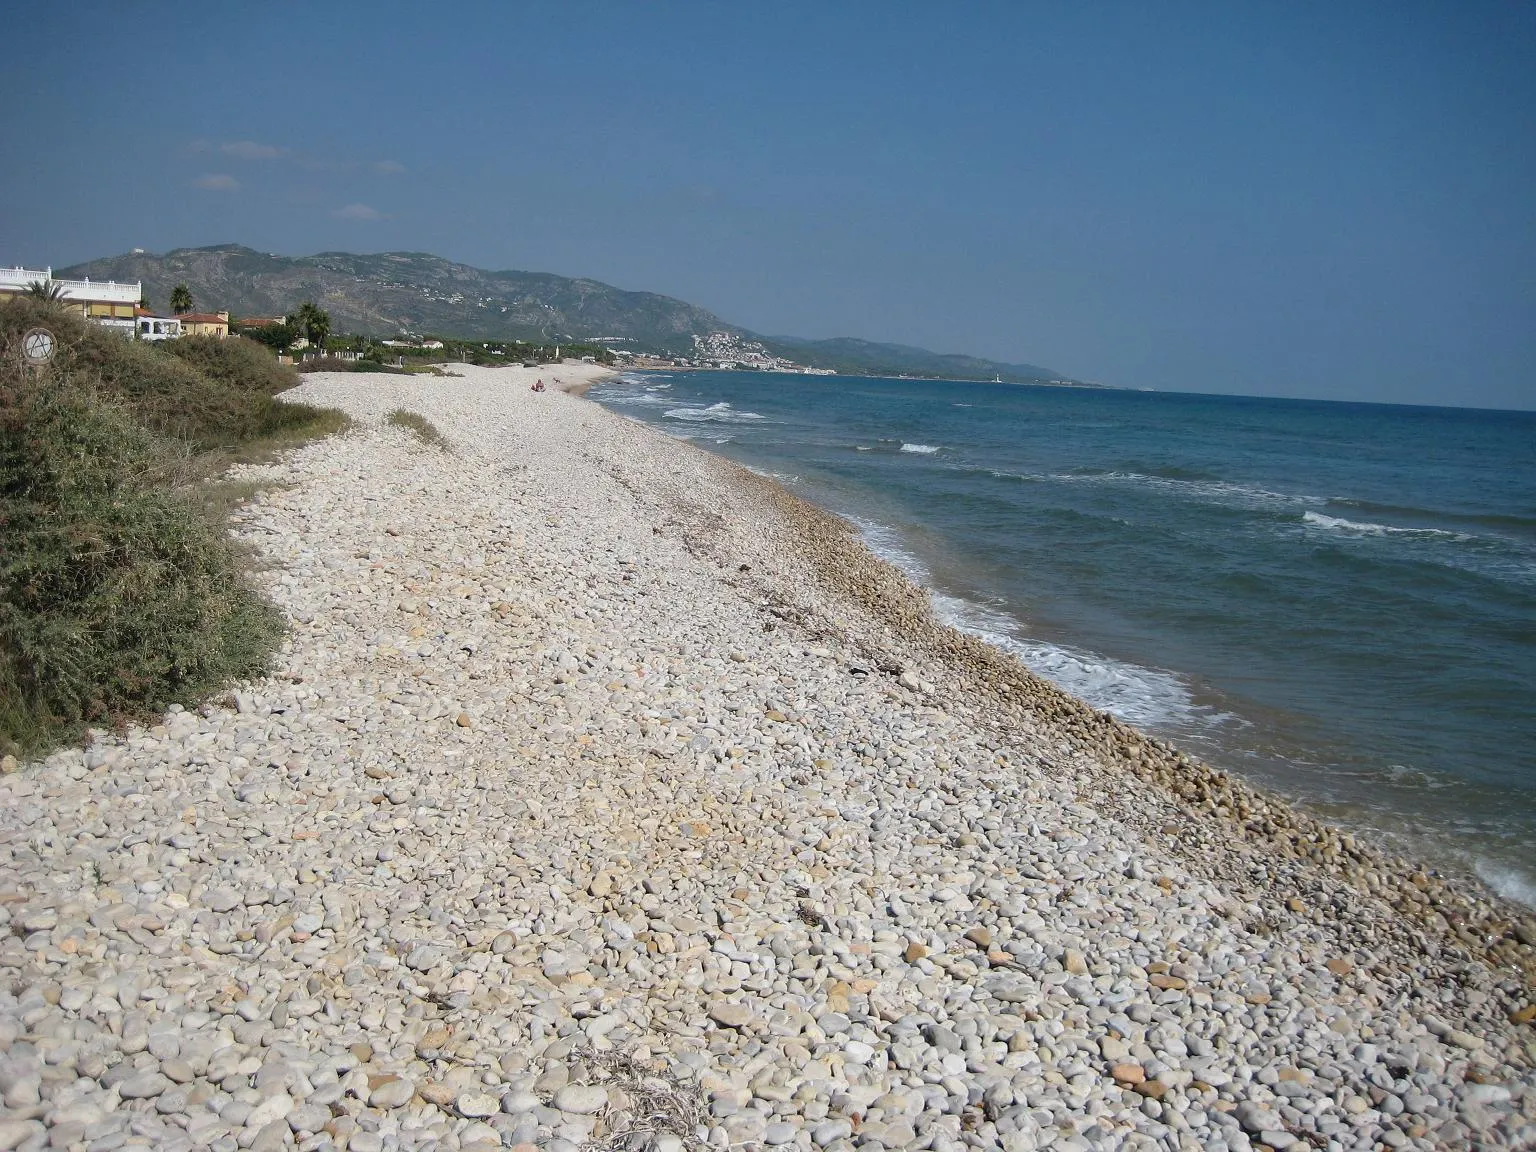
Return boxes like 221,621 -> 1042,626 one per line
0,298 -> 347,756
162,333 -> 300,395
0,370 -> 281,753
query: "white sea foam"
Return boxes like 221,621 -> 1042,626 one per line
663,401 -> 770,425
851,519 -> 931,584
597,392 -> 679,409
930,593 -> 1214,730
900,443 -> 940,454
1043,470 -> 1324,512
850,518 -> 1217,730
745,465 -> 802,486
1475,858 -> 1536,911
1302,511 -> 1464,539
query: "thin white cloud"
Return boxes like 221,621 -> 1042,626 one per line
332,202 -> 386,221
221,140 -> 285,160
373,159 -> 407,175
193,173 -> 240,191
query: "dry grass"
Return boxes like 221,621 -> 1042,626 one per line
571,1046 -> 707,1152
387,408 -> 451,451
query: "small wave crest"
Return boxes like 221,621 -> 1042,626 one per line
1475,859 -> 1536,911
663,401 -> 770,425
932,594 -> 1215,729
1329,497 -> 1536,534
851,518 -> 932,584
594,391 -> 678,410
850,518 -> 1220,730
1302,511 -> 1465,540
1045,470 -> 1324,512
900,443 -> 940,454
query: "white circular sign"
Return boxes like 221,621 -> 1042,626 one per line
21,327 -> 56,365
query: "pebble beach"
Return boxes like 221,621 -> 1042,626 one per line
2,363 -> 1534,1152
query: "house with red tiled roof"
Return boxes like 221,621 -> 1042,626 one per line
178,311 -> 230,338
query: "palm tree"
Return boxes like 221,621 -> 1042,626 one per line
23,279 -> 67,306
170,284 -> 193,314
291,301 -> 332,350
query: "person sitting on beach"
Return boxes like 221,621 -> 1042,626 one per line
531,379 -> 545,392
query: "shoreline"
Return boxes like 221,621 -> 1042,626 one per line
2,363 -> 1531,1151
733,469 -> 1536,970
628,430 -> 1536,983
742,467 -> 1536,966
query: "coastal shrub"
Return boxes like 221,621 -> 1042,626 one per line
387,408 -> 451,450
161,334 -> 300,395
0,297 -> 348,756
0,366 -> 281,754
0,302 -> 344,457
296,356 -> 412,375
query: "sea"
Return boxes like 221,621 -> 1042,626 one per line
588,371 -> 1536,907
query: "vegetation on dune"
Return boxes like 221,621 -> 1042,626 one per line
386,408 -> 451,451
0,298 -> 348,757
296,356 -> 410,375
160,333 -> 301,397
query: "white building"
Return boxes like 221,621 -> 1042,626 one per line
0,266 -> 142,333
134,310 -> 182,341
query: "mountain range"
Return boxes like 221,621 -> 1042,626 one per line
60,245 -> 1073,383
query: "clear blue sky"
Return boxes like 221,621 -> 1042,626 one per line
4,2 -> 1533,409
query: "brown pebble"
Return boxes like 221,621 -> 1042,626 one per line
420,1082 -> 457,1106
904,941 -> 928,963
1110,1063 -> 1146,1085
417,1027 -> 450,1052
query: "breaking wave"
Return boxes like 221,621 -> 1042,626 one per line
850,519 -> 1224,731
1301,511 -> 1466,539
663,402 -> 771,425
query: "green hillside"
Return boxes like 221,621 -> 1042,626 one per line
61,245 -> 1078,383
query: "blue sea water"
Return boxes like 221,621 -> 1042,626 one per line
590,372 -> 1536,906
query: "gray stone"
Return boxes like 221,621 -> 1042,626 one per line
554,1084 -> 608,1115
369,1077 -> 415,1108
118,1072 -> 172,1100
458,1091 -> 501,1117
708,1002 -> 755,1029
405,945 -> 442,971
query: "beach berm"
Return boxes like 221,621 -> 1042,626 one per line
1,363 -> 1533,1152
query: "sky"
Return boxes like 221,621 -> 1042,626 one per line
3,2 -> 1533,409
